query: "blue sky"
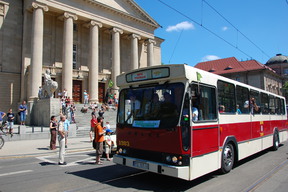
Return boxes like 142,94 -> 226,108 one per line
134,0 -> 288,66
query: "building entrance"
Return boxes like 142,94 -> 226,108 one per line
73,80 -> 82,103
98,82 -> 105,103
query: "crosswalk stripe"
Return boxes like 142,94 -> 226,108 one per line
0,170 -> 33,177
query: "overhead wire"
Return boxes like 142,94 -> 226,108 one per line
202,0 -> 270,58
156,0 -> 269,60
169,29 -> 183,63
157,0 -> 253,59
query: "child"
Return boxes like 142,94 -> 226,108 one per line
7,108 -> 15,137
104,121 -> 110,130
104,129 -> 113,161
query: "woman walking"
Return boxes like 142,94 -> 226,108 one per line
49,116 -> 57,150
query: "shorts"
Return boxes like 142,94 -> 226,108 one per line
95,142 -> 103,156
7,122 -> 14,129
105,145 -> 111,154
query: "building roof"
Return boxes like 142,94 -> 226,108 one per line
266,54 -> 288,65
195,57 -> 275,75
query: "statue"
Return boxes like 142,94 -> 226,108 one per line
41,69 -> 58,98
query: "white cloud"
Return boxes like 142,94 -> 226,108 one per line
201,55 -> 221,62
166,21 -> 195,32
222,26 -> 228,31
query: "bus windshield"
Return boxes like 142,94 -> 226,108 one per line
117,83 -> 184,129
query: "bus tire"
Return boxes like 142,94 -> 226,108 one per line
272,131 -> 279,151
220,143 -> 234,174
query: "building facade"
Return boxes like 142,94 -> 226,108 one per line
0,0 -> 163,112
195,57 -> 283,96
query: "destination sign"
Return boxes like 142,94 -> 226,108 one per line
126,67 -> 169,82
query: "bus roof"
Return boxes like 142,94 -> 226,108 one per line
116,64 -> 285,99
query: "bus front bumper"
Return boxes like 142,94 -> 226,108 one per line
113,154 -> 190,180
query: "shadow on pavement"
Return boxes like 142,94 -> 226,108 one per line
37,147 -> 50,151
67,164 -> 218,191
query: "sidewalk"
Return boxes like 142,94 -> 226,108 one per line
0,136 -> 94,159
0,104 -> 117,158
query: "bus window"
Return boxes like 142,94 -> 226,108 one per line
269,95 -> 275,114
275,97 -> 281,115
191,83 -> 217,121
250,90 -> 260,114
260,93 -> 269,114
217,81 -> 235,113
236,85 -> 249,114
117,83 -> 184,128
281,99 -> 286,115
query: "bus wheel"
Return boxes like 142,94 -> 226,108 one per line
272,132 -> 279,151
220,143 -> 234,174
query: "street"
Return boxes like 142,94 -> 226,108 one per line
0,142 -> 288,192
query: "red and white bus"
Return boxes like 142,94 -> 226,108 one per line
113,64 -> 288,181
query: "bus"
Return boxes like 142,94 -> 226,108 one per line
113,64 -> 288,181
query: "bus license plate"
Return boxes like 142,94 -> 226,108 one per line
133,161 -> 149,170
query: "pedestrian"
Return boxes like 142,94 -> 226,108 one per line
70,104 -> 76,123
90,114 -> 97,142
49,116 -> 57,150
104,129 -> 113,161
94,116 -> 105,165
18,100 -> 27,125
58,89 -> 62,98
6,108 -> 15,137
0,110 -> 6,127
84,90 -> 89,104
104,121 -> 110,130
98,109 -> 105,118
63,116 -> 70,148
58,115 -> 67,165
62,88 -> 67,99
38,86 -> 42,99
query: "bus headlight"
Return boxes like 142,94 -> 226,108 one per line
123,149 -> 127,154
118,148 -> 123,154
166,156 -> 171,162
172,156 -> 178,163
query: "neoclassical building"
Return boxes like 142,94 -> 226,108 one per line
0,0 -> 163,112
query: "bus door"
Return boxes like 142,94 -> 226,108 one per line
250,90 -> 265,149
190,83 -> 218,157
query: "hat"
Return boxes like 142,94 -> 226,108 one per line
106,129 -> 113,133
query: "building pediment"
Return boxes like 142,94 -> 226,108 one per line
86,0 -> 160,28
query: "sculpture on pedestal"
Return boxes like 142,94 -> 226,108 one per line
41,69 -> 58,98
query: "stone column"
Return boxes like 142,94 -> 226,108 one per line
29,2 -> 48,101
147,39 -> 156,67
62,12 -> 77,98
86,20 -> 102,103
130,34 -> 141,70
111,27 -> 123,92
